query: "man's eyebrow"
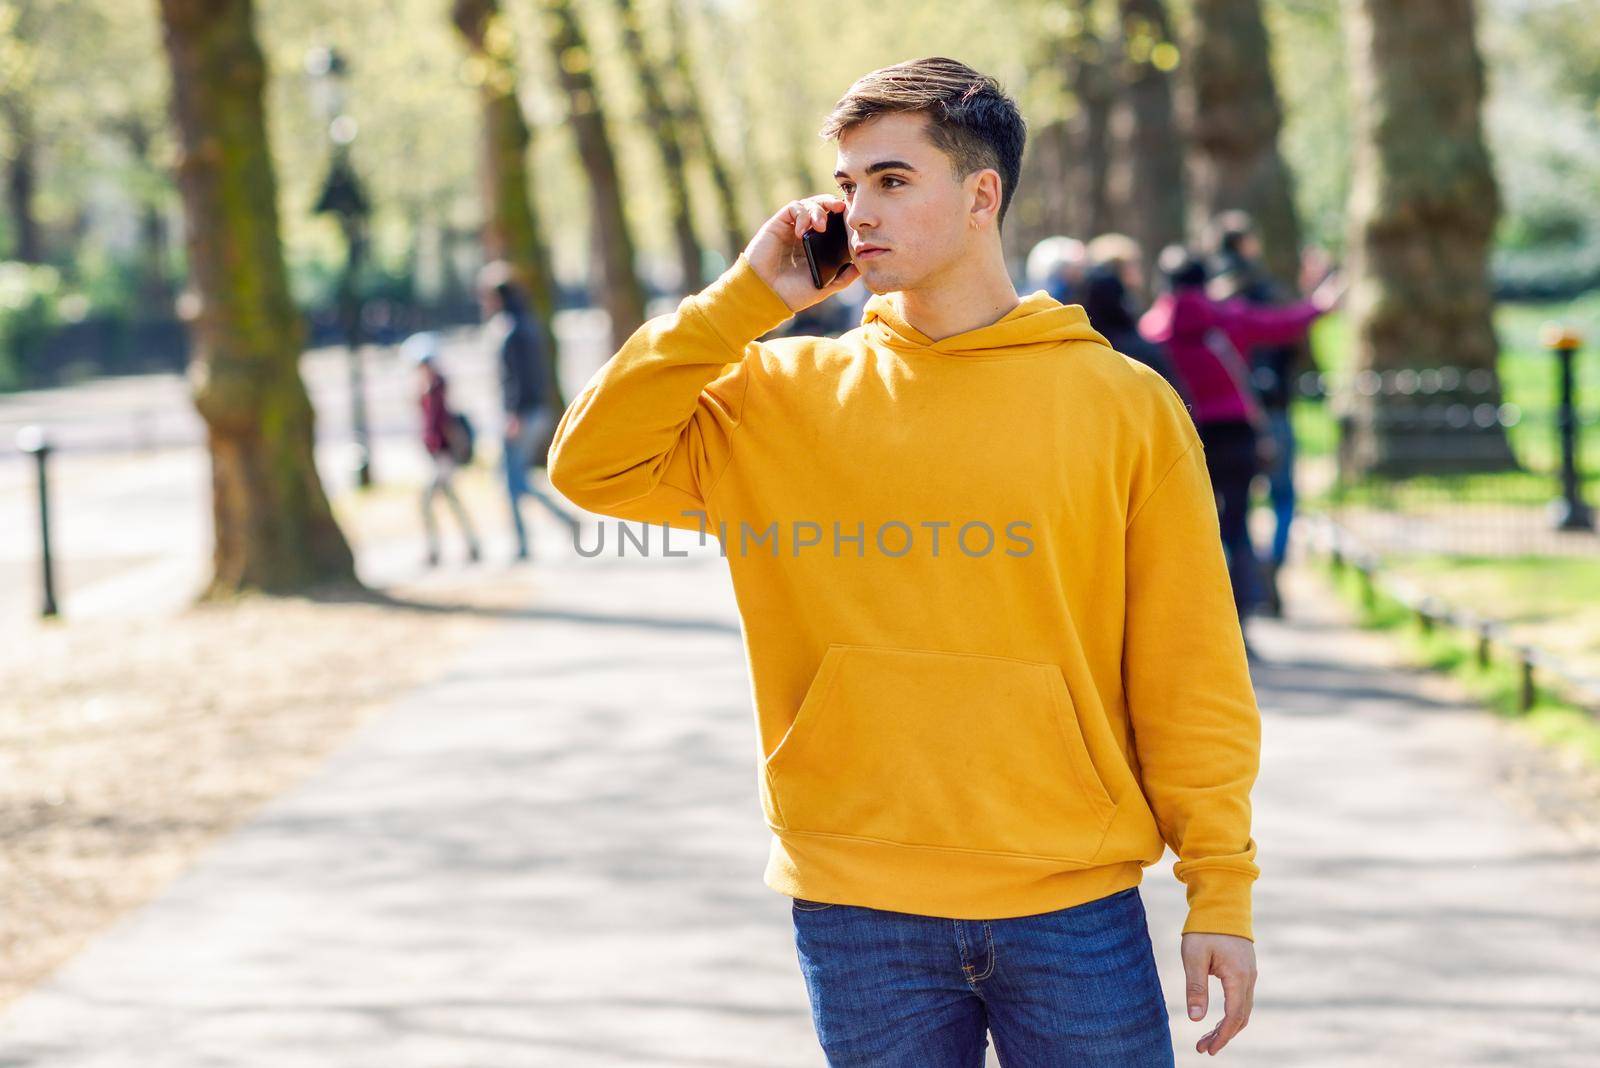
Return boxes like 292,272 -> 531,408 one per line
833,160 -> 918,180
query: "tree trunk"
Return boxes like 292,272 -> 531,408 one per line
0,0 -> 45,265
787,144 -> 818,204
2,99 -> 44,263
1107,0 -> 1185,288
664,0 -> 746,265
539,0 -> 647,350
1183,0 -> 1302,289
1064,6 -> 1114,240
155,0 -> 355,595
117,115 -> 176,310
451,0 -> 566,408
702,3 -> 775,228
614,0 -> 703,294
1011,118 -> 1074,264
1341,0 -> 1514,475
438,221 -> 469,312
138,202 -> 174,311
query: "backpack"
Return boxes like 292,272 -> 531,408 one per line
444,410 -> 475,465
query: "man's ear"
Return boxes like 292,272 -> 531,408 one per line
968,168 -> 1003,230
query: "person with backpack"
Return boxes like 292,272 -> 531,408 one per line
1138,246 -> 1342,652
405,331 -> 481,567
1206,212 -> 1319,618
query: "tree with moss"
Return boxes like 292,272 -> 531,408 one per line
1107,0 -> 1184,283
1063,0 -> 1114,240
1341,0 -> 1514,475
156,0 -> 355,594
1184,0 -> 1301,289
0,0 -> 43,264
663,0 -> 746,266
451,0 -> 565,408
614,0 -> 703,294
538,0 -> 646,350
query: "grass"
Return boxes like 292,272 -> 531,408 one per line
1391,552 -> 1600,621
1317,553 -> 1600,768
1381,552 -> 1600,703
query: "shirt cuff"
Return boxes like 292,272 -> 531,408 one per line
1181,867 -> 1256,942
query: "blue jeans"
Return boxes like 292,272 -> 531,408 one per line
501,406 -> 570,555
792,887 -> 1174,1067
1262,407 -> 1297,568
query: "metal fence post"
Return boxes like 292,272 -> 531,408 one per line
16,426 -> 58,618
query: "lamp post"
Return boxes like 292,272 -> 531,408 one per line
307,45 -> 374,489
1542,323 -> 1593,532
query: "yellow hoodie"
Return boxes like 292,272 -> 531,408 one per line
548,254 -> 1261,940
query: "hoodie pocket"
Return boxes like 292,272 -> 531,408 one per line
764,644 -> 1116,863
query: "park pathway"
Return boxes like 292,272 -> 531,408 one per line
1,524 -> 1596,1066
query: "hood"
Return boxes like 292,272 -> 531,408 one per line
860,288 -> 1112,359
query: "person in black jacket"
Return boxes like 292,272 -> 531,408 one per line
1078,234 -> 1191,409
478,261 -> 578,561
1080,263 -> 1191,409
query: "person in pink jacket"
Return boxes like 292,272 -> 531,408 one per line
404,332 -> 482,568
1139,246 -> 1341,652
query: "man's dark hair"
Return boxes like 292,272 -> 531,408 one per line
479,260 -> 528,317
1158,244 -> 1209,291
1213,210 -> 1257,258
818,57 -> 1026,231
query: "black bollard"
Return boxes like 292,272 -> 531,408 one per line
1542,323 -> 1593,532
15,426 -> 58,618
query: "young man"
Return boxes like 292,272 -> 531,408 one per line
477,261 -> 575,560
548,57 -> 1259,1066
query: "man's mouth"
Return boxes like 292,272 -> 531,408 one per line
855,245 -> 889,261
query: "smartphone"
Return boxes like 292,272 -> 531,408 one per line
802,209 -> 852,289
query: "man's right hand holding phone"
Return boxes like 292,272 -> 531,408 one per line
743,196 -> 861,315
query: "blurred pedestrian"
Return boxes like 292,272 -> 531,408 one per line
477,261 -> 578,561
1086,232 -> 1148,301
1025,235 -> 1086,304
1080,234 -> 1188,404
404,331 -> 481,568
1140,245 -> 1340,652
1206,212 -> 1321,615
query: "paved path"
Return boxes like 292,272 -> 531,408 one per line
0,310 -> 616,626
1,527 -> 1596,1065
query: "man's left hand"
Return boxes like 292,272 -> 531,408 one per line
1182,932 -> 1257,1056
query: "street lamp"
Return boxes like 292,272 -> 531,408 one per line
307,45 -> 374,489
